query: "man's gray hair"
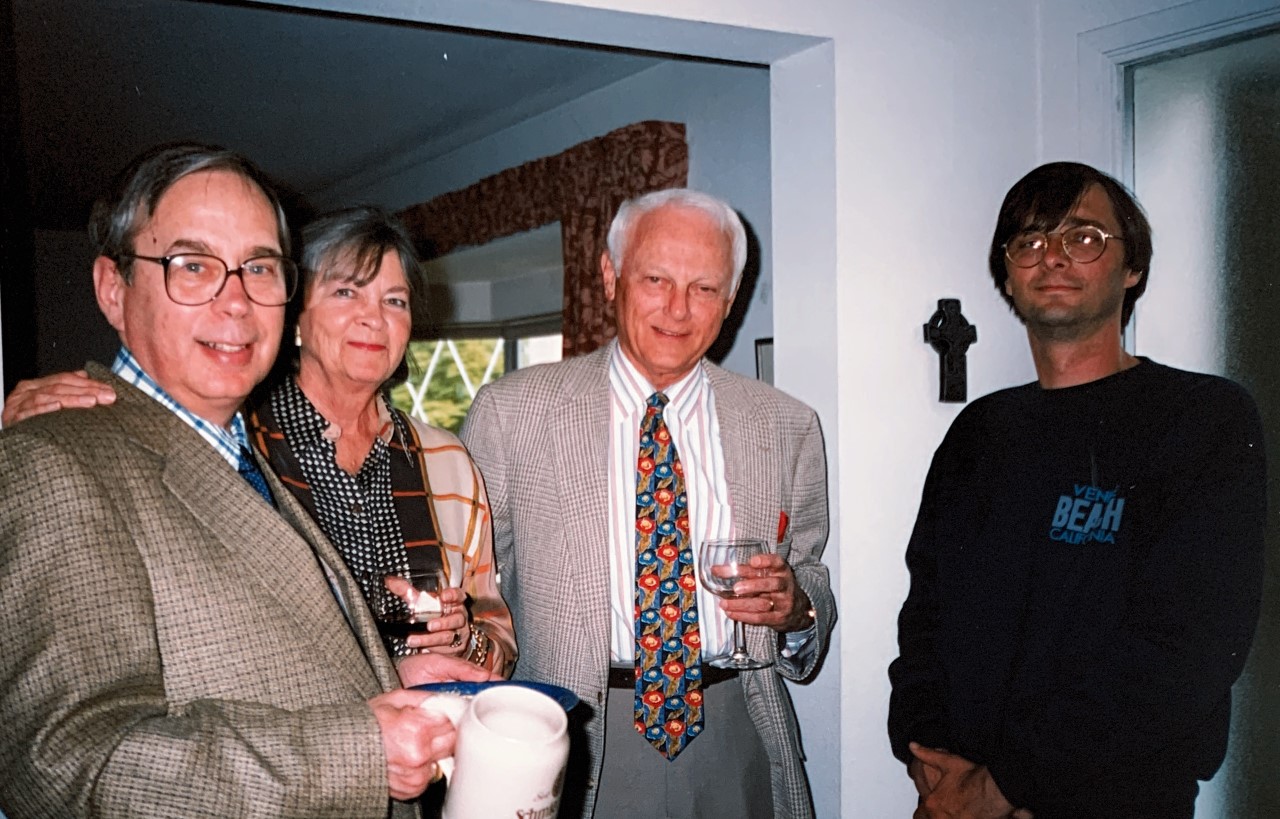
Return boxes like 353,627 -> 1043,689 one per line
605,188 -> 748,292
89,142 -> 289,283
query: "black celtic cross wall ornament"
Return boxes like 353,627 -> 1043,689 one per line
923,298 -> 977,403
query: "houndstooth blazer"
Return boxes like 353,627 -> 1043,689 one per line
460,344 -> 836,819
0,364 -> 413,819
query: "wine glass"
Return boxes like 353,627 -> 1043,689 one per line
359,567 -> 447,641
698,538 -> 772,670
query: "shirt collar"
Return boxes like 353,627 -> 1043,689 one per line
112,346 -> 247,466
278,377 -> 398,447
607,340 -> 706,421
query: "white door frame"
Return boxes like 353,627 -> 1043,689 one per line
237,2 -> 845,815
1070,0 -> 1280,350
1076,0 -> 1280,178
1074,3 -> 1280,815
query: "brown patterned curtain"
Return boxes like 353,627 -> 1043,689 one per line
397,120 -> 688,358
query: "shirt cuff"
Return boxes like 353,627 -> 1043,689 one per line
779,623 -> 818,664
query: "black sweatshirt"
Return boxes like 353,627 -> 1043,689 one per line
888,359 -> 1266,819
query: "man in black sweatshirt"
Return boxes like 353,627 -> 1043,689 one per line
888,162 -> 1266,819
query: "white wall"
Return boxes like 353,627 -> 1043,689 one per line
491,267 -> 564,323
321,58 -> 772,379
254,0 -> 1269,815
272,1 -> 1036,816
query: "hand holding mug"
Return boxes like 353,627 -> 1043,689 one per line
369,688 -> 458,801
418,686 -> 569,819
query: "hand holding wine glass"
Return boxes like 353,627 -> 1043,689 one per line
698,538 -> 773,670
362,567 -> 471,656
713,551 -> 816,634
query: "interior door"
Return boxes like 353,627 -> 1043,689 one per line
1130,27 -> 1280,818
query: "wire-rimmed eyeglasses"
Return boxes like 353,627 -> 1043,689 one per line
1003,225 -> 1124,268
120,253 -> 299,307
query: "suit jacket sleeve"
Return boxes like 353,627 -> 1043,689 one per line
0,429 -> 392,819
774,408 -> 836,683
459,385 -> 513,581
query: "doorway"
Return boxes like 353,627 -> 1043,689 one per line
1130,26 -> 1280,817
0,1 -> 842,814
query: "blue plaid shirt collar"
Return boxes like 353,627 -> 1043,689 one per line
111,347 -> 247,469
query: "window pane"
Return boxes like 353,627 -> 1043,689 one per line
391,338 -> 505,433
391,333 -> 562,431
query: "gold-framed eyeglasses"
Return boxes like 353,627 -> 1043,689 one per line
1003,225 -> 1124,268
121,253 -> 298,307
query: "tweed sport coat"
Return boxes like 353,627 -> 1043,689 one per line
460,344 -> 836,819
0,365 -> 413,819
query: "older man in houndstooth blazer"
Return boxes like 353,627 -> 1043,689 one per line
461,189 -> 835,819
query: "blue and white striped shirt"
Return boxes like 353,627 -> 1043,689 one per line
606,341 -> 816,665
112,347 -> 250,468
112,347 -> 351,619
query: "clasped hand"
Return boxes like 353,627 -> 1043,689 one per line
908,743 -> 1033,819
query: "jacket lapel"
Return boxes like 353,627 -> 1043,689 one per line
96,367 -> 387,698
163,432 -> 387,697
710,365 -> 780,545
266,464 -> 401,693
554,349 -> 614,678
709,366 -> 783,661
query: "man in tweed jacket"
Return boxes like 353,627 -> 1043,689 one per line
461,189 -> 835,818
0,144 -> 478,818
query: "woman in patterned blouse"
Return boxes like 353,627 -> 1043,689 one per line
0,207 -> 517,680
246,206 -> 516,679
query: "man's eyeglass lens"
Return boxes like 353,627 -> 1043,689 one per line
135,254 -> 297,306
1004,226 -> 1118,268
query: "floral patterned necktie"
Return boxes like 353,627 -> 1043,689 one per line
633,392 -> 703,759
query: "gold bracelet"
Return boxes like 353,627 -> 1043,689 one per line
466,624 -> 490,668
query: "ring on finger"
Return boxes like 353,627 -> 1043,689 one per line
450,629 -> 463,648
767,598 -> 776,611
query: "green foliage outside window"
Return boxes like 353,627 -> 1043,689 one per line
389,338 -> 504,433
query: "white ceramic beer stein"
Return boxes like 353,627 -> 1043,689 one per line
421,685 -> 569,819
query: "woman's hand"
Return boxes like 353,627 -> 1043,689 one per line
405,587 -> 471,656
3,371 -> 116,426
395,652 -> 499,688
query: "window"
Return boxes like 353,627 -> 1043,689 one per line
390,314 -> 562,432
